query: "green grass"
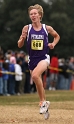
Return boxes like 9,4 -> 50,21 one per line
0,90 -> 74,106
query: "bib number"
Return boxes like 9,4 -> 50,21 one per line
31,40 -> 43,50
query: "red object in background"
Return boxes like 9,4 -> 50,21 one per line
70,79 -> 74,90
0,60 -> 4,77
0,67 -> 2,77
50,56 -> 58,73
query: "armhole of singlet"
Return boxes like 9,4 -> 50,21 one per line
42,24 -> 48,36
27,24 -> 32,41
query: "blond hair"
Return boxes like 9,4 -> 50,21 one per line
28,4 -> 44,20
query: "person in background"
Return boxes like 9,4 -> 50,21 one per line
49,53 -> 59,90
63,60 -> 70,90
17,4 -> 60,119
5,50 -> 12,62
58,59 -> 70,90
15,59 -> 23,95
10,52 -> 16,64
24,54 -> 31,93
8,59 -> 15,95
68,57 -> 74,89
18,51 -> 26,94
0,51 -> 4,95
2,61 -> 9,95
57,58 -> 65,89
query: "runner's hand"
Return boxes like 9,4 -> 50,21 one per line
48,43 -> 55,49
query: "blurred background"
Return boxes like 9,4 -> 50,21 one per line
0,0 -> 74,96
0,0 -> 74,57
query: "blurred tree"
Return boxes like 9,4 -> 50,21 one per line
0,0 -> 74,57
0,0 -> 49,52
44,0 -> 74,57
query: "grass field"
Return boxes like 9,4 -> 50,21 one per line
0,90 -> 74,124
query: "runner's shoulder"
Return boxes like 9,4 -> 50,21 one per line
22,25 -> 28,32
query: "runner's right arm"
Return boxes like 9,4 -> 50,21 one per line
18,25 -> 28,48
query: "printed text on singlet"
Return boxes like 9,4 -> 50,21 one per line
31,34 -> 44,50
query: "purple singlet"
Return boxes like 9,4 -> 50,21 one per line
26,24 -> 49,70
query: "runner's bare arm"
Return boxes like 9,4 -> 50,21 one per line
46,25 -> 60,49
18,25 -> 28,48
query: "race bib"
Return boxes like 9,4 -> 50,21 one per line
31,40 -> 43,50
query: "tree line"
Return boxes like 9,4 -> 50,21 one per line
0,0 -> 74,58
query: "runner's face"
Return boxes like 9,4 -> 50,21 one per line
29,9 -> 41,23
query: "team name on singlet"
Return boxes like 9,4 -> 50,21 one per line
31,34 -> 44,50
31,34 -> 44,39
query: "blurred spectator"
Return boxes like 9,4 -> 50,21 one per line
8,59 -> 15,95
18,51 -> 26,94
2,62 -> 9,95
30,77 -> 36,93
68,57 -> 74,89
57,59 -> 64,89
15,59 -> 23,95
49,53 -> 59,90
0,66 -> 3,95
10,52 -> 16,64
58,59 -> 70,90
15,51 -> 19,59
24,54 -> 31,93
0,51 -> 4,95
64,60 -> 70,89
5,50 -> 12,61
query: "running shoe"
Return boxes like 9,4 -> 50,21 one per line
44,109 -> 49,120
39,101 -> 50,114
